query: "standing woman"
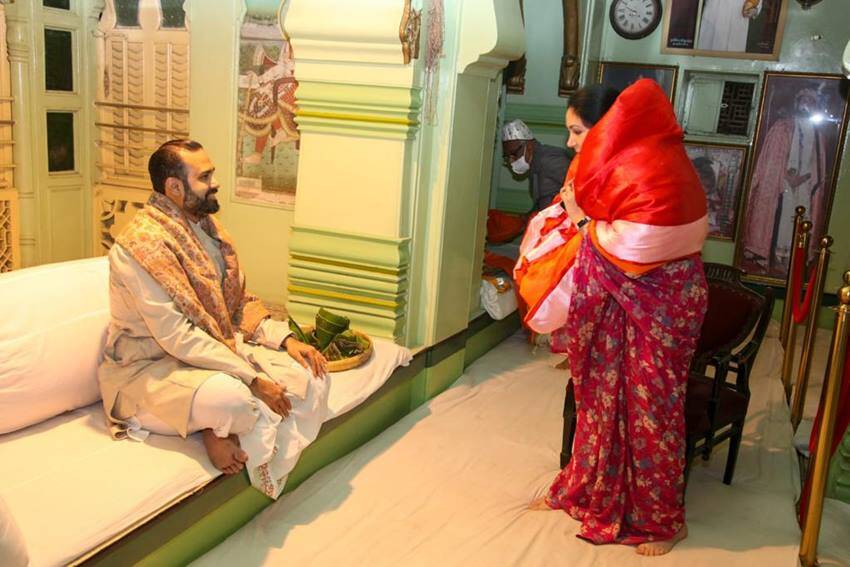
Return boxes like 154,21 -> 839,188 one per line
521,80 -> 709,555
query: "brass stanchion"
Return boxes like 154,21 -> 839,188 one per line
799,270 -> 850,567
781,221 -> 812,404
791,236 -> 833,431
780,206 -> 807,347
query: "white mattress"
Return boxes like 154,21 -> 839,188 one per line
193,327 -> 850,567
0,339 -> 411,567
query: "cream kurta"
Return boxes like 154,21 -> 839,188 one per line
98,225 -> 301,439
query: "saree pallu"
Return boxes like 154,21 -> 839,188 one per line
546,239 -> 708,544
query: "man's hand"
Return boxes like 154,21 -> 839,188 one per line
785,168 -> 812,190
249,375 -> 292,418
283,336 -> 328,378
742,0 -> 759,18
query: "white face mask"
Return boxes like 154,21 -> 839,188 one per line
511,155 -> 530,175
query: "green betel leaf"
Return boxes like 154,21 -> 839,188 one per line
316,308 -> 350,333
288,318 -> 310,344
314,307 -> 351,349
314,326 -> 337,350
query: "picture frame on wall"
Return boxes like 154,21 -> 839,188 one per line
684,141 -> 748,241
734,71 -> 850,285
597,61 -> 678,102
661,0 -> 789,61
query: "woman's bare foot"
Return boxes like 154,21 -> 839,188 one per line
635,525 -> 688,556
555,358 -> 570,370
528,496 -> 554,510
202,430 -> 248,475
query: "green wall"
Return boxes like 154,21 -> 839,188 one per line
494,1 -> 850,318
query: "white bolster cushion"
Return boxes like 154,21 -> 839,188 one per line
0,258 -> 109,434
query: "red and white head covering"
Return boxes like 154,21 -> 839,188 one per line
515,79 -> 708,333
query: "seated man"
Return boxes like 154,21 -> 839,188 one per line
501,119 -> 573,213
98,139 -> 328,497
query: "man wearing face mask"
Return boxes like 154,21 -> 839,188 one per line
97,139 -> 329,498
501,119 -> 573,213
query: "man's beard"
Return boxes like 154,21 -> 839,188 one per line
183,181 -> 220,216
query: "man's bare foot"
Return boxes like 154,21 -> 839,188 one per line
202,430 -> 248,475
528,496 -> 553,510
555,358 -> 570,370
635,525 -> 688,556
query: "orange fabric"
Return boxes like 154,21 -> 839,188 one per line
486,209 -> 528,244
515,229 -> 583,323
483,250 -> 518,277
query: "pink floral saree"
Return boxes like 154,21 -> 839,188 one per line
546,239 -> 707,544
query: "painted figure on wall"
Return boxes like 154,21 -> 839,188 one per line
241,42 -> 299,166
235,0 -> 299,206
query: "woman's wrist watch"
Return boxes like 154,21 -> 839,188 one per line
576,216 -> 591,230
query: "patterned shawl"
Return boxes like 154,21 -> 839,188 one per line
117,192 -> 269,351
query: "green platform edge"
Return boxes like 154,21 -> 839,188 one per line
82,311 -> 520,566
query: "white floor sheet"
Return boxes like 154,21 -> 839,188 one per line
195,325 -> 850,567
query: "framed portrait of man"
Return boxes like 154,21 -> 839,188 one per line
597,62 -> 678,102
684,142 -> 748,241
661,0 -> 789,60
735,72 -> 850,285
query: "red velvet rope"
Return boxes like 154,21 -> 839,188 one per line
790,246 -> 818,324
800,331 -> 850,525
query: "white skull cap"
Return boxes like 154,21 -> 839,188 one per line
501,119 -> 533,142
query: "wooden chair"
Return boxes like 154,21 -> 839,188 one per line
559,262 -> 774,487
685,263 -> 774,484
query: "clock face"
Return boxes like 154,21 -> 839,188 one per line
610,0 -> 662,40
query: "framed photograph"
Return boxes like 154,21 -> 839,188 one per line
684,141 -> 748,240
735,72 -> 850,285
597,61 -> 678,102
661,0 -> 789,60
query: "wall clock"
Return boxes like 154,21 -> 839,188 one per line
609,0 -> 662,40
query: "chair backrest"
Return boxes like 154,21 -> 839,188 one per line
694,264 -> 770,366
703,262 -> 746,285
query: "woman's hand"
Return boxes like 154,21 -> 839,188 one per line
560,181 -> 587,227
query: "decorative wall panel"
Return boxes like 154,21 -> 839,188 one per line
0,191 -> 18,272
287,225 -> 410,340
95,185 -> 148,252
0,2 -> 19,271
94,0 -> 190,252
